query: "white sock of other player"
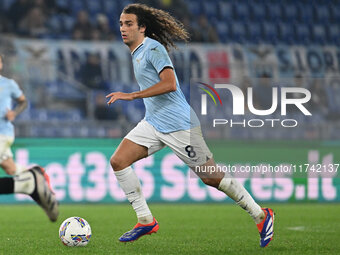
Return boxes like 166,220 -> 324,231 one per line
218,176 -> 264,224
114,166 -> 153,224
13,171 -> 35,194
15,164 -> 26,174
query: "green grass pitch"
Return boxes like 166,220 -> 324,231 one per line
0,204 -> 339,255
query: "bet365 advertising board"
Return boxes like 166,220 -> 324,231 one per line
0,138 -> 338,203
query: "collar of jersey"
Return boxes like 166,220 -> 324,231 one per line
131,37 -> 147,55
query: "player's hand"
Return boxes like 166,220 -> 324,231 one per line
106,92 -> 135,105
5,110 -> 16,121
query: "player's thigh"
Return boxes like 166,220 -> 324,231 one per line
159,126 -> 213,168
110,138 -> 149,171
111,120 -> 164,171
125,120 -> 165,155
0,136 -> 15,174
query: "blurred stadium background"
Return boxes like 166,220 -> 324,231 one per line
1,0 -> 340,253
0,0 -> 339,207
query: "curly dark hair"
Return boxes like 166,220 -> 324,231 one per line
122,3 -> 189,51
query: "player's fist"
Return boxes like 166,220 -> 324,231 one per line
5,110 -> 16,121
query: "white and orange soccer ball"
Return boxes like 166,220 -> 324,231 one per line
59,217 -> 92,247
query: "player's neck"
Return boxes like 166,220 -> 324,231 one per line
130,37 -> 146,54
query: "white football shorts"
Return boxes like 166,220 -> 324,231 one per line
125,120 -> 213,167
0,135 -> 14,164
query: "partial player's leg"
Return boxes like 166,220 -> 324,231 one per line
111,138 -> 155,227
110,138 -> 149,171
193,158 -> 264,222
110,120 -> 163,242
0,136 -> 17,175
0,165 -> 59,222
0,157 -> 17,175
0,156 -> 26,175
194,159 -> 274,247
159,126 -> 274,247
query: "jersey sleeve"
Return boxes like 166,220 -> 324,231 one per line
147,44 -> 174,74
10,79 -> 23,99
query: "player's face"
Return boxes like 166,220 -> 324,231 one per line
119,13 -> 145,49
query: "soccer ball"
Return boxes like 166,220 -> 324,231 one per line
59,217 -> 92,247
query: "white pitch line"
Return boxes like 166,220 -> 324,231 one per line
286,226 -> 305,231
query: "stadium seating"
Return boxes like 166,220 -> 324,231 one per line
234,1 -> 249,20
247,22 -> 261,44
1,0 -> 338,46
262,21 -> 279,44
327,24 -> 340,44
2,0 -> 339,138
282,3 -> 298,22
70,0 -> 86,15
250,2 -> 266,21
326,85 -> 340,117
218,1 -> 233,21
46,80 -> 86,100
186,0 -> 202,16
216,21 -> 230,43
84,0 -> 103,16
312,24 -> 327,45
277,22 -> 294,44
202,0 -> 218,19
265,2 -> 283,22
314,4 -> 330,23
294,23 -> 311,45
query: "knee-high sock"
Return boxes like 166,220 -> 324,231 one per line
218,177 -> 263,224
15,164 -> 26,174
114,166 -> 152,221
0,171 -> 34,195
0,177 -> 14,194
14,171 -> 35,194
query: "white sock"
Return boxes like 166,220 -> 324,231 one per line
114,166 -> 153,223
218,177 -> 264,224
13,171 -> 35,195
15,164 -> 26,174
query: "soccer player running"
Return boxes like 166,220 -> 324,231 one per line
107,4 -> 274,247
0,54 -> 27,175
0,54 -> 58,221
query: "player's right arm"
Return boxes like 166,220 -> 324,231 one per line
106,68 -> 176,105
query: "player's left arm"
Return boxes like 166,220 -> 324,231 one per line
106,68 -> 176,105
5,94 -> 27,121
